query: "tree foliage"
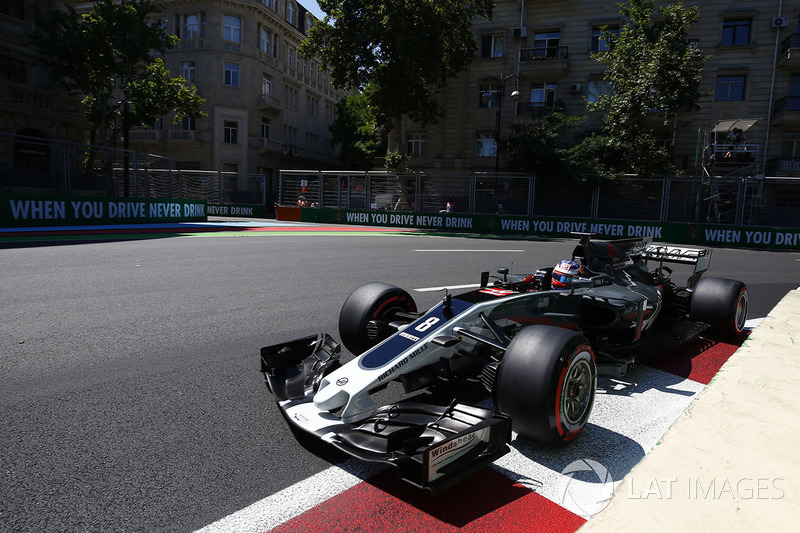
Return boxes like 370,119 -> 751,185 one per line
502,112 -> 586,179
302,0 -> 494,164
588,0 -> 706,175
329,87 -> 386,170
30,0 -> 205,145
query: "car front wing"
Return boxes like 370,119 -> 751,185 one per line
260,333 -> 511,494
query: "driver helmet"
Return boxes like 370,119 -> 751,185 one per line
552,259 -> 584,289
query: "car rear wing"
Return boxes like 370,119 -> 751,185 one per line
643,243 -> 712,286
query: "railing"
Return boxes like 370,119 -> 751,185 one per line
767,157 -> 800,173
279,171 -> 800,229
516,102 -> 564,118
258,93 -> 283,109
773,95 -> 800,116
519,45 -> 569,62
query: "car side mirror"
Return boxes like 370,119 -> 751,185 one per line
431,335 -> 461,348
497,267 -> 509,282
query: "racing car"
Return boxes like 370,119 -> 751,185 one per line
260,233 -> 748,493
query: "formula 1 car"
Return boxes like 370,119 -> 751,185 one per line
260,234 -> 748,493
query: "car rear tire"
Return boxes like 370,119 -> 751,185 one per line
495,325 -> 596,446
691,277 -> 748,339
338,282 -> 417,355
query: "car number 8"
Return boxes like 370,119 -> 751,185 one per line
414,317 -> 440,333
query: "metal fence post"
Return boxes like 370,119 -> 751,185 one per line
469,172 -> 476,214
591,185 -> 600,219
528,175 -> 535,216
62,142 -> 70,194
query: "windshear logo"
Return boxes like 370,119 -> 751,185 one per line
556,459 -> 615,518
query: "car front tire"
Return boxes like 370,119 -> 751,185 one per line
495,325 -> 596,446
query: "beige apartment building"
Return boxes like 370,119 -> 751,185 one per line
126,0 -> 344,185
399,0 -> 800,178
1,0 -> 344,197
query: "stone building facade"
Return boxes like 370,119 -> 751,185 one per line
398,0 -> 800,178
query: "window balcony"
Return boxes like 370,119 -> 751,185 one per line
778,33 -> 800,68
772,96 -> 800,125
519,46 -> 569,71
258,93 -> 283,112
516,101 -> 564,119
767,157 -> 800,175
168,130 -> 197,141
178,38 -> 204,49
259,138 -> 282,152
129,130 -> 163,141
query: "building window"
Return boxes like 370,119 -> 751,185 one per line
223,121 -> 238,144
307,96 -> 319,118
715,75 -> 745,101
260,28 -> 271,54
181,116 -> 196,131
261,74 -> 273,95
180,60 -> 196,83
408,133 -> 426,157
306,132 -> 318,150
475,132 -> 496,157
591,25 -> 619,52
224,62 -> 240,86
222,162 -> 238,173
588,80 -> 612,103
533,31 -> 561,58
721,19 -> 751,46
478,80 -> 501,108
287,46 -> 295,69
175,13 -> 205,39
531,82 -> 557,106
223,15 -> 242,42
261,117 -> 271,139
791,74 -> 800,96
481,35 -> 504,58
288,2 -> 296,25
285,85 -> 297,108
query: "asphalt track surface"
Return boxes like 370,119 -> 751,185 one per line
2,220 -> 798,532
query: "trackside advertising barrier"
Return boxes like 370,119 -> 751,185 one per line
0,194 -> 207,227
290,207 -> 800,251
207,203 -> 268,218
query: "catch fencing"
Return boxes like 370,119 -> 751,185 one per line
0,133 -> 265,205
279,170 -> 800,229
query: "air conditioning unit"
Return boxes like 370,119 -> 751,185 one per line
772,17 -> 789,28
569,83 -> 581,94
513,26 -> 528,39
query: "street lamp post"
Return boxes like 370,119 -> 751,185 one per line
481,74 -> 519,173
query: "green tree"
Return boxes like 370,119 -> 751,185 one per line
329,88 -> 386,170
588,0 -> 706,175
30,0 -> 205,148
502,112 -> 585,178
302,0 -> 493,168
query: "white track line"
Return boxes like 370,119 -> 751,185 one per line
194,460 -> 384,533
